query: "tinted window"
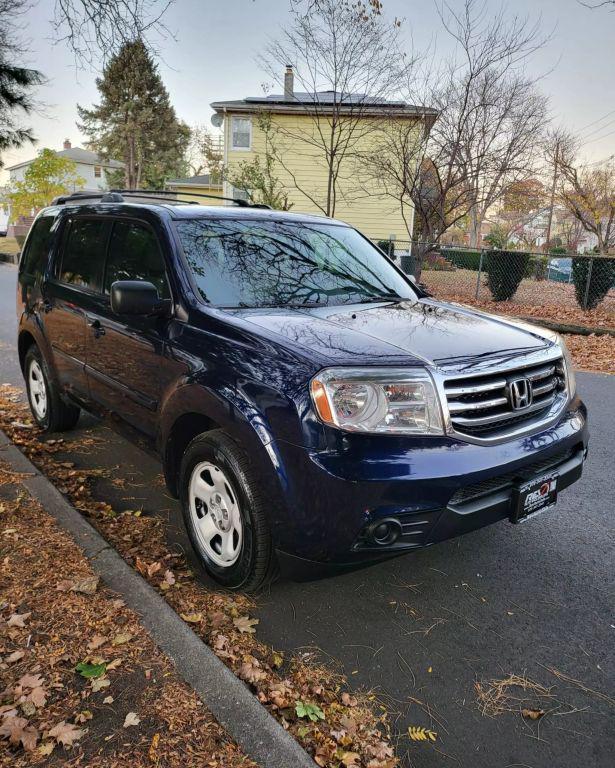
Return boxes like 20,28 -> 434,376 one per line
60,218 -> 110,290
175,218 -> 415,308
21,216 -> 55,277
104,221 -> 169,298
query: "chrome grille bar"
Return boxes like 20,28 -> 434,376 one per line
441,354 -> 567,441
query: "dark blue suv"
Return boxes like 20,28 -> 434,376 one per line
16,192 -> 588,591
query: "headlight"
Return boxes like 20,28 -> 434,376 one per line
310,367 -> 444,435
558,336 -> 576,398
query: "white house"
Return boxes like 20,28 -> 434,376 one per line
5,139 -> 124,192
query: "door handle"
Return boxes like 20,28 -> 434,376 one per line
88,319 -> 106,338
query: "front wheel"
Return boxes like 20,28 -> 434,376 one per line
24,345 -> 80,432
179,430 -> 277,592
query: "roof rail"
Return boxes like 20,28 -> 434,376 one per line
51,189 -> 273,210
113,189 -> 272,209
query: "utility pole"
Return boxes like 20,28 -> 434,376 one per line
545,137 -> 560,248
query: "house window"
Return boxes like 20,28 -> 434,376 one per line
94,165 -> 102,178
231,117 -> 251,150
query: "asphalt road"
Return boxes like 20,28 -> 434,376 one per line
2,262 -> 614,767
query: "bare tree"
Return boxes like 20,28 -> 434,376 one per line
260,0 -> 416,217
52,0 -> 175,66
361,0 -> 549,247
185,125 -> 223,181
556,136 -> 615,253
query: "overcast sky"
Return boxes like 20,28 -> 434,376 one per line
2,0 -> 614,181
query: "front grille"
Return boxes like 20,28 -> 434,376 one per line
443,358 -> 567,439
448,446 -> 575,505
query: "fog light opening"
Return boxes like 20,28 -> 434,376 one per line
369,518 -> 402,546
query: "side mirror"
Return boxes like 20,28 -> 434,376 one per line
110,280 -> 169,316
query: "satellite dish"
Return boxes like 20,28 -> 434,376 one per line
211,113 -> 223,128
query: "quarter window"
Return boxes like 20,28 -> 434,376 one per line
231,117 -> 251,150
20,215 -> 55,277
104,221 -> 170,299
59,218 -> 111,290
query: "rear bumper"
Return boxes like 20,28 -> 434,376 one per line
272,400 -> 588,570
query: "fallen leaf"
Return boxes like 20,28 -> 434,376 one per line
341,692 -> 358,707
87,635 -> 107,651
7,612 -> 31,628
91,677 -> 111,692
70,576 -> 99,595
123,711 -> 140,728
6,650 -> 25,664
149,732 -> 160,761
521,708 -> 545,720
180,612 -> 203,624
28,686 -> 47,708
106,658 -> 123,671
233,616 -> 259,633
340,751 -> 361,767
75,710 -> 93,724
408,725 -> 437,742
102,696 -> 114,704
239,660 -> 267,684
0,715 -> 38,751
75,661 -> 107,679
48,721 -> 85,746
38,741 -> 55,756
147,561 -> 162,578
112,632 -> 132,646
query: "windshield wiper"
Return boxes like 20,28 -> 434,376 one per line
353,294 -> 408,304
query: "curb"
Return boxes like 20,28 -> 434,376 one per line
0,429 -> 315,768
514,315 -> 615,338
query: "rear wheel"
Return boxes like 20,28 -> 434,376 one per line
24,346 -> 80,432
179,430 -> 276,592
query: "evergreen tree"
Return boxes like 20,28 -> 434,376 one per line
78,40 -> 190,189
0,0 -> 44,167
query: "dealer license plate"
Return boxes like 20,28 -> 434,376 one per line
511,473 -> 558,523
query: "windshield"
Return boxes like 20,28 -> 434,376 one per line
175,218 -> 416,308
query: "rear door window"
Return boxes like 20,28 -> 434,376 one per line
59,218 -> 111,291
20,215 -> 55,278
104,220 -> 170,298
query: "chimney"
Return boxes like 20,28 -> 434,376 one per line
63,138 -> 71,150
284,65 -> 294,101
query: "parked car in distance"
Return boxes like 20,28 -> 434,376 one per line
16,191 -> 588,591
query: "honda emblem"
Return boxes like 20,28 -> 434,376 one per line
508,377 -> 533,410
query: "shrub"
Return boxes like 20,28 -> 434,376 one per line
377,239 -> 397,258
441,248 -> 482,271
485,249 -> 530,301
572,256 -> 615,309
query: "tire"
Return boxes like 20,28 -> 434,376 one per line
24,345 -> 80,432
179,430 -> 277,592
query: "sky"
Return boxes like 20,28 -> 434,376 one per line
2,0 -> 615,181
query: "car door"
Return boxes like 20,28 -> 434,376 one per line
42,216 -> 111,400
84,218 -> 174,437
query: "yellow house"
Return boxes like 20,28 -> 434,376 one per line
211,67 -> 436,242
165,174 -> 225,206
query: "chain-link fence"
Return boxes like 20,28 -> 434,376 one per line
373,239 -> 615,325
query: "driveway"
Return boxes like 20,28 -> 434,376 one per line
2,261 -> 614,767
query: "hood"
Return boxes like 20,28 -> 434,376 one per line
232,298 -> 551,368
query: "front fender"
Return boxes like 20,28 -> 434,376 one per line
158,380 -> 294,543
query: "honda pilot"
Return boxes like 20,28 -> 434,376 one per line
16,192 -> 588,591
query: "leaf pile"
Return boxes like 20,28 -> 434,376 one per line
0,386 -> 399,768
0,460 -> 255,767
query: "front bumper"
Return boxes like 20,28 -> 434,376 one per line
272,400 -> 588,569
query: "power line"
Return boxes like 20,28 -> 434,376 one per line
576,107 -> 615,134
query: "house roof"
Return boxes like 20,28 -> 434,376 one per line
166,174 -> 222,188
211,91 -> 437,119
6,147 -> 124,172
